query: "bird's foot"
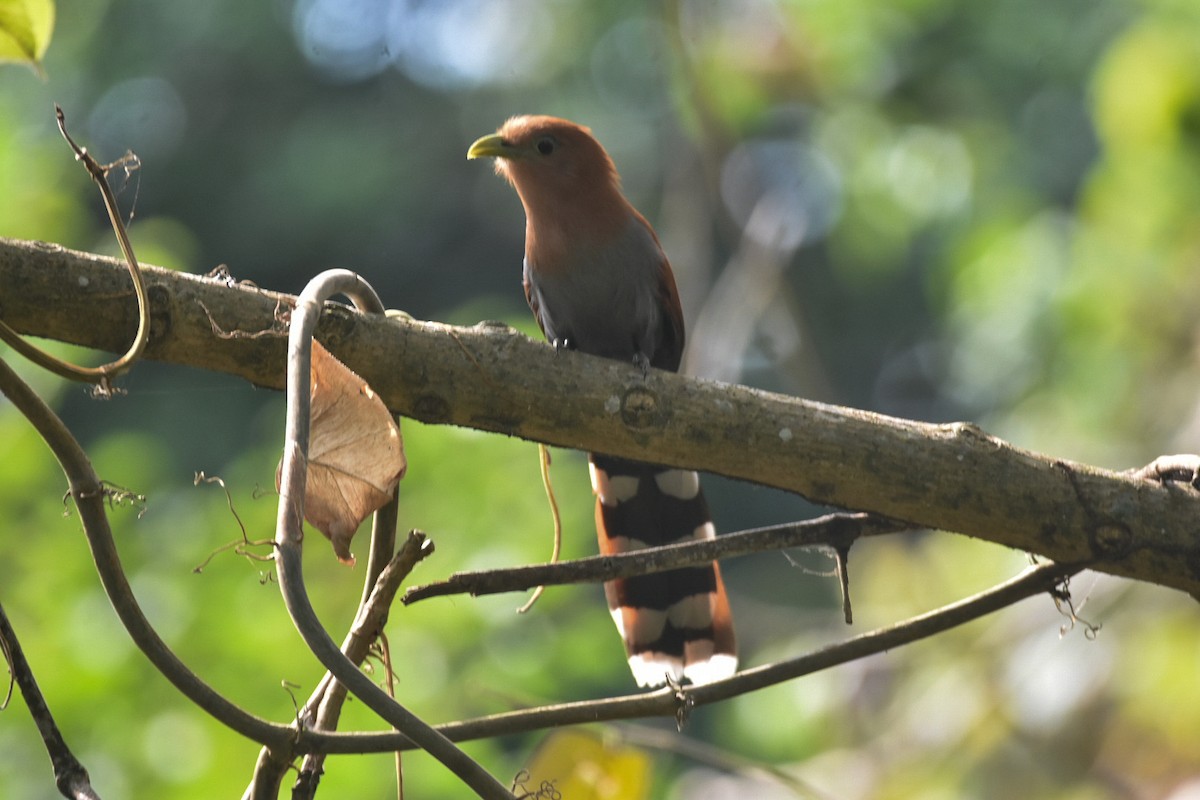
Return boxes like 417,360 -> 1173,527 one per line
1126,453 -> 1200,489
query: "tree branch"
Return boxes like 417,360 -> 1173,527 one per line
0,601 -> 102,800
2,345 -> 508,778
243,528 -> 431,799
294,528 -> 433,797
272,269 -> 514,799
403,512 -> 907,603
423,561 -> 1080,743
3,237 -> 1198,598
268,560 -> 1082,753
0,353 -> 295,752
0,114 -> 150,388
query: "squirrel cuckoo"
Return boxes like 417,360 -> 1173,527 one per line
467,115 -> 736,687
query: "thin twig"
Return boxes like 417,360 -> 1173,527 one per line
246,427 -> 410,797
302,560 -> 1078,753
245,415 -> 410,798
256,560 -> 1081,755
0,618 -> 12,712
0,601 -> 102,800
405,512 -> 907,604
312,530 -> 435,744
192,472 -> 275,572
248,529 -> 432,800
0,108 -> 150,387
273,268 -> 514,799
442,561 -> 1080,743
379,634 -> 404,800
517,444 -> 563,614
832,543 -> 853,624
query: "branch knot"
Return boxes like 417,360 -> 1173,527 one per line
620,386 -> 662,429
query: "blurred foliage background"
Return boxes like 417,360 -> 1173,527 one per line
2,0 -> 1200,797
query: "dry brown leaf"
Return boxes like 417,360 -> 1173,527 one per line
279,340 -> 406,565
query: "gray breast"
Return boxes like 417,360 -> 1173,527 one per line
525,218 -> 664,363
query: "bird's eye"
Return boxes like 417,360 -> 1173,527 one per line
536,136 -> 556,156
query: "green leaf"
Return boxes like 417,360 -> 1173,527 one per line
0,0 -> 55,69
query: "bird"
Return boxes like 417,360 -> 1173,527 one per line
467,115 -> 736,687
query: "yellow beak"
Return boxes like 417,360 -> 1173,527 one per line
466,133 -> 513,160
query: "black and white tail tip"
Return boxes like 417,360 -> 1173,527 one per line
589,455 -> 737,688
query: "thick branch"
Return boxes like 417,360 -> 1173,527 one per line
3,237 -> 1199,596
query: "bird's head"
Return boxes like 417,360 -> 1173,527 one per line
467,115 -> 627,234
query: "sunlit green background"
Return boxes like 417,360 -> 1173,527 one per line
3,0 -> 1200,797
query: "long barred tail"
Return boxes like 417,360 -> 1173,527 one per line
588,454 -> 737,688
